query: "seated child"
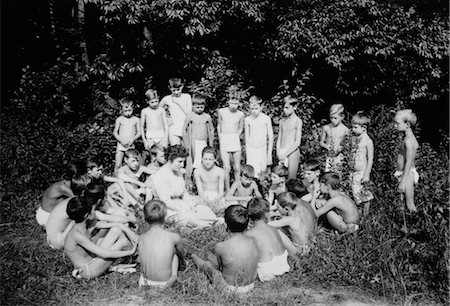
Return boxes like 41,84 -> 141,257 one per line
246,198 -> 290,282
193,146 -> 225,212
64,184 -> 138,280
267,165 -> 288,206
138,200 -> 188,288
45,176 -> 91,250
311,172 -> 360,233
285,179 -> 317,235
225,165 -> 262,207
268,192 -> 316,254
145,144 -> 167,175
301,159 -> 321,203
191,205 -> 258,293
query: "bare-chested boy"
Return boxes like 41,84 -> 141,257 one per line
191,205 -> 258,293
277,96 -> 302,180
394,109 -> 420,212
138,200 -> 188,288
141,89 -> 169,150
113,98 -> 141,175
218,96 -> 245,189
225,165 -> 262,207
246,198 -> 290,282
193,147 -> 225,212
311,172 -> 360,233
267,165 -> 288,206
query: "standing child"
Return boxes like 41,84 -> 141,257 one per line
193,147 -> 225,212
159,78 -> 192,146
141,89 -> 169,151
218,96 -> 245,189
394,109 -> 419,212
113,98 -> 141,176
138,200 -> 188,288
320,103 -> 349,173
277,96 -> 302,180
244,96 -> 274,178
183,94 -> 215,181
350,111 -> 374,215
267,165 -> 288,206
225,165 -> 262,207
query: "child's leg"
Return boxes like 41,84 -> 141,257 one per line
404,173 -> 417,212
220,150 -> 231,190
325,211 -> 348,233
232,151 -> 242,184
114,150 -> 125,176
277,229 -> 299,255
191,254 -> 229,289
287,149 -> 300,180
363,201 -> 371,216
164,255 -> 179,288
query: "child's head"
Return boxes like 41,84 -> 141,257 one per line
329,104 -> 345,127
351,111 -> 370,136
120,98 -> 134,118
302,159 -> 321,183
71,174 -> 92,196
145,89 -> 159,109
124,149 -> 141,171
271,165 -> 288,185
285,179 -> 309,199
224,205 -> 249,233
277,192 -> 298,213
192,94 -> 206,114
249,95 -> 262,117
395,109 -> 417,131
247,198 -> 270,221
64,160 -> 87,180
168,78 -> 184,97
240,164 -> 255,186
227,98 -> 240,112
144,200 -> 167,224
283,96 -> 298,116
86,159 -> 103,180
66,197 -> 92,223
319,172 -> 341,193
150,144 -> 166,165
201,146 -> 216,170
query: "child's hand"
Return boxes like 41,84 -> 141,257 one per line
398,180 -> 406,193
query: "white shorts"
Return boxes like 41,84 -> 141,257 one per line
257,250 -> 290,282
139,274 -> 169,287
36,206 -> 50,227
220,133 -> 241,152
146,130 -> 165,144
117,142 -> 135,152
394,168 -> 419,185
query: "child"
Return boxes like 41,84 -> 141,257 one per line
246,198 -> 290,282
301,159 -> 321,203
350,111 -> 374,215
394,109 -> 420,212
285,179 -> 317,229
225,165 -> 262,207
217,96 -> 245,189
244,96 -> 274,178
159,78 -> 192,146
141,89 -> 169,150
268,192 -> 316,254
311,172 -> 360,233
276,96 -> 302,180
191,205 -> 258,293
138,200 -> 188,288
320,103 -> 349,173
183,94 -> 215,180
267,165 -> 288,206
144,144 -> 167,175
193,147 -> 225,211
113,98 -> 141,175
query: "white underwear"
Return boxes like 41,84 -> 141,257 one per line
117,142 -> 135,152
394,168 -> 419,185
139,274 -> 168,287
36,206 -> 50,227
146,130 -> 165,143
220,133 -> 241,152
226,282 -> 255,294
257,250 -> 290,282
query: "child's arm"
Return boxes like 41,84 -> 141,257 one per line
313,198 -> 338,217
217,110 -> 222,134
281,118 -> 303,159
399,139 -> 416,192
267,216 -> 293,229
244,117 -> 250,148
129,118 -> 142,146
117,168 -> 146,188
94,210 -> 130,224
276,123 -> 282,159
267,187 -> 275,205
182,114 -> 192,149
57,182 -> 75,198
161,108 -> 169,147
206,114 -> 215,146
238,114 -> 244,137
266,116 -> 274,165
225,182 -> 249,201
140,110 -> 147,146
113,117 -> 123,144
363,138 -> 374,182
252,182 -> 263,198
218,169 -> 225,198
319,125 -> 330,150
193,169 -> 207,201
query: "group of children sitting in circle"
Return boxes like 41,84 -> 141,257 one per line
35,77 -> 420,293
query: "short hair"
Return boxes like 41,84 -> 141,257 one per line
249,95 -> 262,106
272,165 -> 288,178
84,182 -> 106,203
247,198 -> 270,221
168,78 -> 183,88
165,145 -> 188,162
86,158 -> 100,170
119,98 -> 133,107
286,179 -> 308,199
71,175 -> 91,196
319,172 -> 341,190
284,95 -> 298,107
145,89 -> 159,101
277,192 -> 298,210
64,160 -> 87,180
303,159 -> 321,172
150,144 -> 164,157
351,111 -> 371,127
396,109 -> 417,126
192,94 -> 206,105
202,146 -> 216,158
329,104 -> 344,116
144,200 -> 167,224
241,164 -> 255,179
66,197 -> 91,223
224,205 -> 249,232
125,149 -> 140,159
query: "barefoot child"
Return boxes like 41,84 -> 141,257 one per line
394,109 -> 420,212
141,89 -> 169,150
191,205 -> 258,293
193,147 -> 225,212
159,78 -> 192,146
244,96 -> 273,178
311,172 -> 360,233
218,96 -> 245,189
320,103 -> 349,173
350,111 -> 374,215
183,94 -> 215,181
277,96 -> 302,180
246,198 -> 290,282
267,165 -> 288,206
225,165 -> 262,207
138,200 -> 188,288
113,98 -> 141,175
